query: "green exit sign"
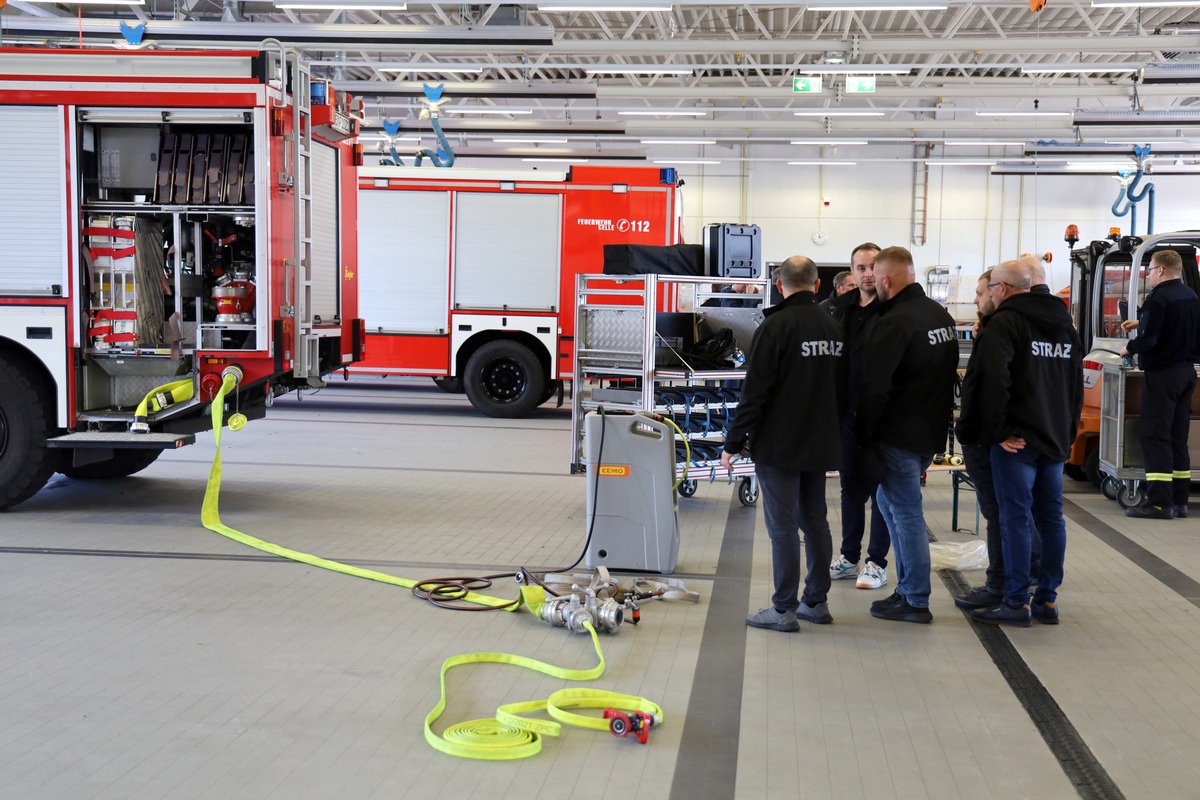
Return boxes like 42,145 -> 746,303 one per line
792,76 -> 823,94
847,76 -> 876,93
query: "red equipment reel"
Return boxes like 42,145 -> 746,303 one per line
603,708 -> 655,745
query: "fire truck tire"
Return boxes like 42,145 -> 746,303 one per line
432,377 -> 463,393
463,340 -> 547,418
1063,462 -> 1088,482
58,449 -> 162,480
0,354 -> 58,510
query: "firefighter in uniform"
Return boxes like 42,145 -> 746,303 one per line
1120,249 -> 1200,519
722,256 -> 845,632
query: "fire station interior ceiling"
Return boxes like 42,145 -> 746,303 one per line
6,1 -> 1200,169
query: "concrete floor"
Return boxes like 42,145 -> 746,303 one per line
1,378 -> 1197,799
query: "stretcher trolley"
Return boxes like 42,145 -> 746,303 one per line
1097,362 -> 1200,508
570,273 -> 766,506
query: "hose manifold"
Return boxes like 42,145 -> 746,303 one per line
539,587 -> 625,634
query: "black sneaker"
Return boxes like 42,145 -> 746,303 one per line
870,592 -> 905,612
870,597 -> 933,624
1125,503 -> 1175,520
1030,600 -> 1059,625
971,603 -> 1032,627
954,586 -> 1004,610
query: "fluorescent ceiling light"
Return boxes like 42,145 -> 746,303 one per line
442,107 -> 533,115
944,140 -> 1025,146
538,4 -> 671,10
925,160 -> 997,166
494,137 -> 568,143
1091,0 -> 1194,7
376,65 -> 484,74
1104,139 -> 1188,145
787,161 -> 858,166
640,138 -> 718,144
656,159 -> 721,165
800,65 -> 911,75
793,110 -> 885,117
620,110 -> 707,116
1066,161 -> 1133,169
1021,63 -> 1141,75
975,110 -> 1072,117
804,1 -> 948,10
522,157 -> 590,163
586,66 -> 694,75
790,139 -> 868,145
274,0 -> 406,7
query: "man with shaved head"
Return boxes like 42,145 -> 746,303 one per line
856,246 -> 959,624
957,259 -> 1082,626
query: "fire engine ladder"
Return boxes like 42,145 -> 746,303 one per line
283,48 -> 321,386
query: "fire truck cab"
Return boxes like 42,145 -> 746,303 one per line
0,43 -> 364,510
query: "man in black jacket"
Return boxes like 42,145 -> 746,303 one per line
958,260 -> 1083,626
1119,249 -> 1200,519
827,242 -> 893,592
857,246 -> 958,624
722,256 -> 845,632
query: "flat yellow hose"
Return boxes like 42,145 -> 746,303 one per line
201,375 -> 665,759
200,374 -> 515,609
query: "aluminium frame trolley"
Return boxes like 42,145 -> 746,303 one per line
570,272 -> 766,506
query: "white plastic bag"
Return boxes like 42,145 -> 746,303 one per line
929,540 -> 989,571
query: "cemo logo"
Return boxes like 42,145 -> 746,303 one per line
598,464 -> 631,477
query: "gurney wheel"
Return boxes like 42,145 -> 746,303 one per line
1101,475 -> 1120,501
678,479 -> 698,498
738,477 -> 758,506
1116,480 -> 1144,509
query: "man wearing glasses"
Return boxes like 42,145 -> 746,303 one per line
1119,250 -> 1200,520
957,260 -> 1082,626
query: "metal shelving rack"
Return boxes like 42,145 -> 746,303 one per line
570,272 -> 767,505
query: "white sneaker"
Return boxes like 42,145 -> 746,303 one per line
856,561 -> 888,590
830,556 -> 859,580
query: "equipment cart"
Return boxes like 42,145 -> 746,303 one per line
1098,362 -> 1200,508
1094,232 -> 1200,508
570,273 -> 766,505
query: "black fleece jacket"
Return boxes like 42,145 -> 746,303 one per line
956,291 -> 1084,461
723,291 -> 845,472
856,283 -> 959,455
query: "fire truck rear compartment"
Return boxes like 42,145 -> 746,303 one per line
78,119 -> 264,419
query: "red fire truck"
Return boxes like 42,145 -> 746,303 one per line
352,164 -> 682,417
0,44 -> 364,510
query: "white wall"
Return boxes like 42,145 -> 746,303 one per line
677,143 -> 1200,302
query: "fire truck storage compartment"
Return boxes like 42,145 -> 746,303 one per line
359,189 -> 451,333
77,116 -> 262,360
0,106 -> 69,296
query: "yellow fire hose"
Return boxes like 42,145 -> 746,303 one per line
199,372 -> 665,760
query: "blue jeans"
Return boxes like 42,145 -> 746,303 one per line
961,443 -> 1042,594
874,443 -> 933,608
839,415 -> 891,568
756,463 -> 833,612
989,445 -> 1067,607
